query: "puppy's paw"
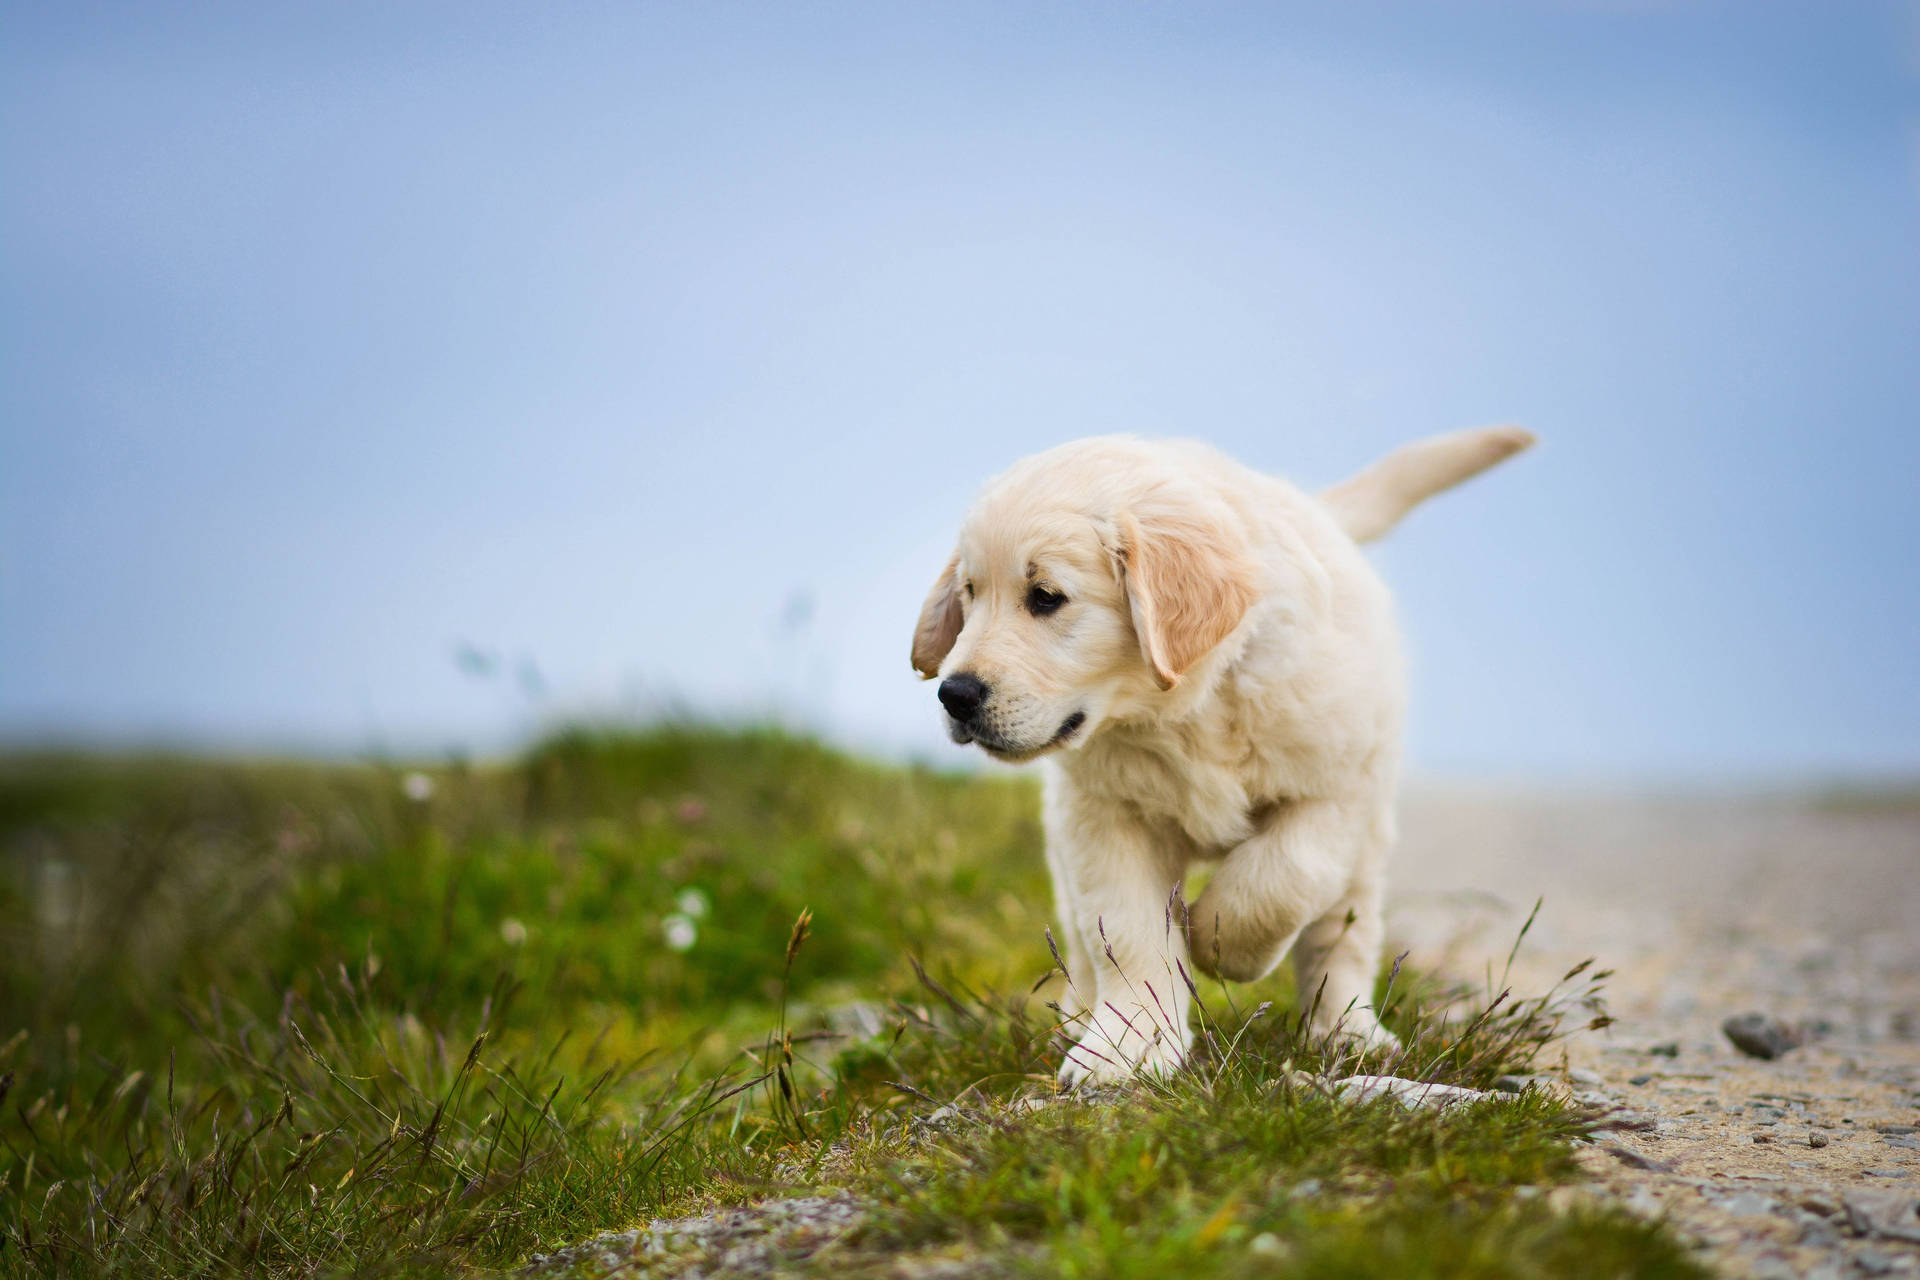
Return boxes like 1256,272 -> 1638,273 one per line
1057,1008 -> 1190,1088
1182,898 -> 1282,986
1059,1033 -> 1186,1088
1315,1009 -> 1400,1057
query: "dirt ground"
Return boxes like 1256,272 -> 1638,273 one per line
1392,786 -> 1920,1279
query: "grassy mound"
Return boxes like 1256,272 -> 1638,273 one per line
0,728 -> 1702,1278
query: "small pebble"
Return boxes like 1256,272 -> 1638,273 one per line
1877,1124 -> 1920,1135
1752,1133 -> 1773,1144
1629,1073 -> 1654,1086
1601,1142 -> 1673,1172
1717,1191 -> 1777,1217
1649,1041 -> 1680,1058
1722,1012 -> 1805,1060
1855,1250 -> 1897,1277
1809,1130 -> 1830,1148
1798,1190 -> 1839,1216
1569,1068 -> 1604,1087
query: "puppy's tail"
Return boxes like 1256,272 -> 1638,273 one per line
1319,425 -> 1535,544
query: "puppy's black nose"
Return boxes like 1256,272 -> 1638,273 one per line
938,673 -> 989,723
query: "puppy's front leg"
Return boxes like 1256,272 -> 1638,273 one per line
1046,785 -> 1191,1086
1187,797 -> 1397,1048
1042,828 -> 1095,1022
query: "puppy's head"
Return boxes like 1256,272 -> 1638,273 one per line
911,441 -> 1259,762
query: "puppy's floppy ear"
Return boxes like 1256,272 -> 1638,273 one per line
1117,508 -> 1258,690
911,553 -> 964,678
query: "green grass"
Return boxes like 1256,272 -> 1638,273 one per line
845,999 -> 1690,1279
0,726 -> 1706,1278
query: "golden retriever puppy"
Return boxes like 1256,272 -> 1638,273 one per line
910,426 -> 1533,1085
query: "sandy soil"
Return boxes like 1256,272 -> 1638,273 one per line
1392,787 -> 1920,1278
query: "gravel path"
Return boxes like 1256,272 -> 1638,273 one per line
1393,787 -> 1920,1279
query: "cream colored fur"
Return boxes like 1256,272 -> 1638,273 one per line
912,426 -> 1533,1085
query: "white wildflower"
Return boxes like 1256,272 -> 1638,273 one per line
662,914 -> 697,952
401,771 -> 435,802
499,917 -> 528,946
675,888 -> 711,919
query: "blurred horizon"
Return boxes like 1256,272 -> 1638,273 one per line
4,2 -> 1917,784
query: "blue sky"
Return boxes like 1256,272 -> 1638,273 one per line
3,2 -> 1916,780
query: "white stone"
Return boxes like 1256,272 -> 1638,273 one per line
1330,1074 -> 1498,1109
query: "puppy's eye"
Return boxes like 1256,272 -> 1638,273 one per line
963,581 -> 975,600
1027,585 -> 1067,616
